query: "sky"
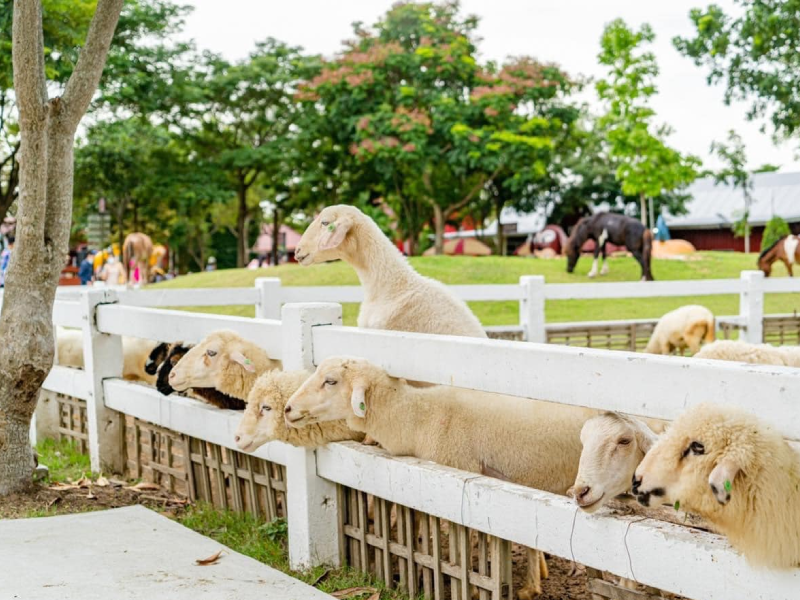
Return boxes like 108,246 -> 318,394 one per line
180,0 -> 800,173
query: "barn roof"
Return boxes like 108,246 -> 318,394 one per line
665,170 -> 800,229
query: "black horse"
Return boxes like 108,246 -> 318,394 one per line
565,212 -> 653,281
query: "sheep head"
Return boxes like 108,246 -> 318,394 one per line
168,330 -> 259,392
235,370 -> 310,452
284,356 -> 377,428
633,404 -> 757,515
145,342 -> 170,376
295,205 -> 360,265
571,413 -> 656,513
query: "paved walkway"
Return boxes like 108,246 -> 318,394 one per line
0,505 -> 332,600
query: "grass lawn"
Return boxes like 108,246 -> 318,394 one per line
153,252 -> 800,326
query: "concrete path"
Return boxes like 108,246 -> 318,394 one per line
0,505 -> 332,600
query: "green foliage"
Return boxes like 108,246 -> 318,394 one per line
763,216 -> 791,250
597,19 -> 700,223
35,438 -> 92,483
710,130 -> 754,241
260,517 -> 288,543
674,0 -> 800,139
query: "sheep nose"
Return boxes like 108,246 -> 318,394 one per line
577,486 -> 591,500
234,435 -> 240,443
168,371 -> 175,380
631,474 -> 642,494
285,405 -> 292,414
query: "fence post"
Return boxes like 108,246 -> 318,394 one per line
80,288 -> 125,473
519,276 -> 546,343
254,277 -> 282,319
739,270 -> 764,343
281,302 -> 343,570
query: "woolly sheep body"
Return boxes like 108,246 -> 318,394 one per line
56,327 -> 156,384
295,205 -> 486,338
634,404 -> 800,568
695,339 -> 800,367
644,305 -> 715,355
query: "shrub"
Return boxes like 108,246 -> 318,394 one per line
762,216 -> 791,251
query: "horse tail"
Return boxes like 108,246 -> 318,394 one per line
642,228 -> 653,280
123,238 -> 134,284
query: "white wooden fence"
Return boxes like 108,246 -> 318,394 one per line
30,273 -> 800,600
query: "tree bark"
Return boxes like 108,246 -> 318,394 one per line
271,206 -> 280,267
639,192 -> 647,227
236,180 -> 247,268
432,204 -> 445,255
0,0 -> 122,495
495,196 -> 506,256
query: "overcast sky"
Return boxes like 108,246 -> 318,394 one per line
181,0 -> 800,173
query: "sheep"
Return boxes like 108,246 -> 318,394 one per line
571,412 -> 662,512
56,326 -> 157,384
644,305 -> 715,355
284,356 -> 596,599
149,342 -> 245,410
234,370 -> 364,452
294,205 -> 486,338
633,403 -> 800,569
167,330 -> 281,401
694,339 -> 800,367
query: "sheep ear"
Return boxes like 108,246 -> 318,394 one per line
351,383 -> 367,417
230,351 -> 256,373
319,218 -> 352,250
708,457 -> 740,505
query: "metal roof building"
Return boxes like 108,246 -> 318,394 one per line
664,171 -> 800,251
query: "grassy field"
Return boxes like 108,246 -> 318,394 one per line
155,252 -> 800,326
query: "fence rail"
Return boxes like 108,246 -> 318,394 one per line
29,272 -> 800,600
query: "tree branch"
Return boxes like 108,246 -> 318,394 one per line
61,0 -> 124,131
11,0 -> 48,125
445,163 -> 505,217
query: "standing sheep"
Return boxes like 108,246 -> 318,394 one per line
234,370 -> 364,451
694,339 -> 800,367
56,327 -> 157,384
284,356 -> 596,599
644,305 -> 715,355
633,403 -> 800,568
167,330 -> 281,401
295,205 -> 486,338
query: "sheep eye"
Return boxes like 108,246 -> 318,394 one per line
324,378 -> 337,386
682,441 -> 705,459
321,220 -> 330,226
260,405 -> 271,415
618,438 -> 632,446
206,349 -> 217,357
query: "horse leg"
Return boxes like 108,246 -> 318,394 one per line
600,243 -> 609,276
632,250 -> 647,281
587,245 -> 601,278
784,258 -> 794,277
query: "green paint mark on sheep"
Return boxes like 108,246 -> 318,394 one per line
724,479 -> 732,493
359,402 -> 365,412
327,223 -> 336,232
674,500 -> 680,511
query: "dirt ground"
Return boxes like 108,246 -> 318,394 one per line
0,478 -> 189,520
511,546 -> 590,600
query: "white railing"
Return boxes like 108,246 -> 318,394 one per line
33,283 -> 800,600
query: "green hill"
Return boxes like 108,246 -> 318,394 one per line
154,253 -> 799,326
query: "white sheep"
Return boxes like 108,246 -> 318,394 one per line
694,339 -> 800,367
284,356 -> 596,599
167,330 -> 282,400
571,412 -> 662,512
294,205 -> 486,338
633,403 -> 800,568
234,370 -> 364,451
644,305 -> 715,355
56,327 -> 157,384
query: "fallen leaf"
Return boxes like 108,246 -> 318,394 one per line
196,550 -> 224,566
332,587 -> 378,599
367,594 -> 379,600
127,482 -> 161,492
310,568 -> 331,587
86,492 -> 97,500
47,483 -> 78,491
109,479 -> 126,488
46,497 -> 61,509
95,476 -> 110,487
76,477 -> 91,488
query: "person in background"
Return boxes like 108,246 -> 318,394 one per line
206,256 -> 217,272
79,251 -> 95,286
0,235 -> 13,287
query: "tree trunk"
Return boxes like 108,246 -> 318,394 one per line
0,0 -> 122,495
271,206 -> 280,267
639,193 -> 647,227
744,222 -> 751,254
116,200 -> 125,253
432,204 -> 445,255
495,197 -> 506,256
236,182 -> 247,268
